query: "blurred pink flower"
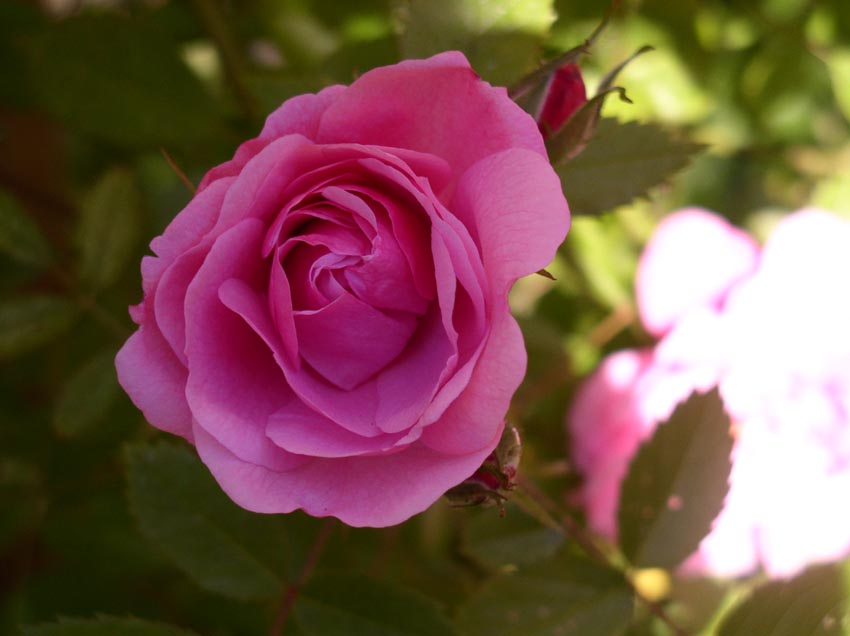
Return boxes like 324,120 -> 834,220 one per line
569,208 -> 850,578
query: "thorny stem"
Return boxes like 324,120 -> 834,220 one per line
270,518 -> 336,636
515,475 -> 690,636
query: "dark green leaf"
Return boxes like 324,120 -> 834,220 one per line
126,443 -> 288,600
718,564 -> 850,636
462,503 -> 564,569
76,169 -> 142,292
556,118 -> 704,216
455,549 -> 633,636
295,574 -> 457,636
0,189 -> 51,267
396,0 -> 556,86
20,616 -> 198,636
0,295 -> 76,358
53,350 -> 120,438
618,389 -> 733,569
27,14 -> 223,147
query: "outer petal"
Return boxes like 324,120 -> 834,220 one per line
419,311 -> 516,454
450,148 -> 570,293
317,52 -> 546,176
636,208 -> 759,337
198,85 -> 346,191
115,321 -> 192,441
193,423 -> 497,527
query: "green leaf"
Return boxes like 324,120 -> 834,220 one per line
618,388 -> 733,569
295,574 -> 458,636
462,503 -> 564,569
396,0 -> 556,86
126,443 -> 288,601
556,118 -> 704,216
455,549 -> 633,636
0,295 -> 76,358
76,168 -> 142,292
718,564 -> 850,636
0,188 -> 51,267
20,616 -> 199,636
27,14 -> 223,147
53,350 -> 120,438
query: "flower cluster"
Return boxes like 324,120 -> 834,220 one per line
569,208 -> 850,578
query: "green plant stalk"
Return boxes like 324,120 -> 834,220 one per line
514,475 -> 691,636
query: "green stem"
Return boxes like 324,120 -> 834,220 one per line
270,518 -> 335,636
515,475 -> 690,636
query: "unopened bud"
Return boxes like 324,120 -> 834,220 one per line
537,63 -> 587,138
444,424 -> 522,513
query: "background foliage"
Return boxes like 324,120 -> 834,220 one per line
2,0 -> 850,634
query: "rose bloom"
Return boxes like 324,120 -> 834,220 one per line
568,208 -> 850,578
116,52 -> 570,527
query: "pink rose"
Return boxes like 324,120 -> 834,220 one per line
116,52 -> 570,527
536,63 -> 587,137
568,209 -> 850,578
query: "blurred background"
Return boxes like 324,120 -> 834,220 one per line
2,0 -> 849,634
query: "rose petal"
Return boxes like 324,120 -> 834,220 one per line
143,177 -> 232,293
266,395 -> 415,458
193,422 -> 497,527
198,85 -> 346,191
185,218 -> 305,471
450,148 -> 570,293
419,310 -> 519,454
294,292 -> 418,391
115,320 -> 193,441
153,246 -> 206,364
317,52 -> 546,176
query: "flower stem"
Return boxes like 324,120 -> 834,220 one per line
515,475 -> 690,636
270,518 -> 335,636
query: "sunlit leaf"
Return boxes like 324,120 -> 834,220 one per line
718,564 -> 850,636
556,118 -> 704,216
396,0 -> 556,85
618,389 -> 733,569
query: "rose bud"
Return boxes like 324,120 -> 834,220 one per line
537,63 -> 587,138
445,424 -> 521,512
